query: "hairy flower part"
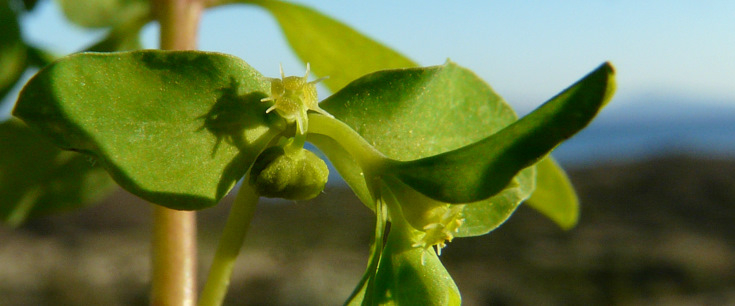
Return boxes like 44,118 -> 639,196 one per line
261,64 -> 333,134
412,204 -> 465,258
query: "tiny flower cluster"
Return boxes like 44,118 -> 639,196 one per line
412,204 -> 465,263
261,64 -> 333,135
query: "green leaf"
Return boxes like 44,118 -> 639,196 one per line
13,50 -> 283,210
525,157 -> 579,230
57,0 -> 149,29
0,119 -> 116,227
246,0 -> 416,92
321,61 -> 519,161
313,61 -> 536,236
389,62 -> 615,204
1,0 -> 28,103
457,167 -> 535,237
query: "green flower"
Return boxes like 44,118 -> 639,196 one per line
261,64 -> 333,135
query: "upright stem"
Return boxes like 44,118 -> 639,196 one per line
152,207 -> 198,306
199,181 -> 260,306
150,1 -> 203,305
155,0 -> 204,50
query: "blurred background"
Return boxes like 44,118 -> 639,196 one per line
2,0 -> 734,305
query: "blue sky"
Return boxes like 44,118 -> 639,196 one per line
14,0 -> 735,114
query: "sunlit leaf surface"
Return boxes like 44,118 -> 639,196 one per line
14,50 -> 282,209
316,61 -> 536,236
391,63 -> 615,204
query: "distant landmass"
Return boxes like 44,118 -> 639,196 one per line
552,93 -> 735,166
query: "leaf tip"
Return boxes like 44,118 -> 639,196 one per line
554,203 -> 580,230
599,62 -> 617,108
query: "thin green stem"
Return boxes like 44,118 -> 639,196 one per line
199,180 -> 260,306
345,194 -> 388,304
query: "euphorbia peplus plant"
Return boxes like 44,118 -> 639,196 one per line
3,0 -> 615,305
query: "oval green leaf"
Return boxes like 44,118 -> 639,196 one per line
525,157 -> 580,230
389,62 -> 616,204
313,61 -> 535,236
13,50 -> 282,209
246,0 -> 416,92
321,61 -> 519,160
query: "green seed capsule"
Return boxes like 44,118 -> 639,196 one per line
249,146 -> 329,200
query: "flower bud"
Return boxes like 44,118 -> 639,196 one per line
249,146 -> 329,200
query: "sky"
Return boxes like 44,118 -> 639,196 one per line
10,0 -> 735,115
